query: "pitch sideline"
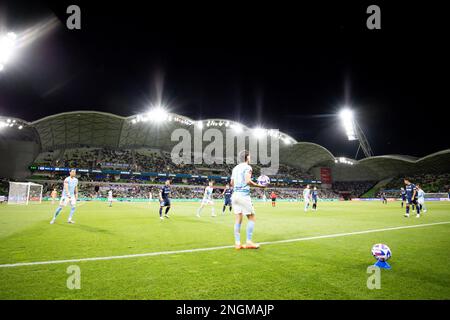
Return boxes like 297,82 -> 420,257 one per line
0,221 -> 449,268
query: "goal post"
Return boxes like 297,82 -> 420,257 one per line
8,182 -> 43,205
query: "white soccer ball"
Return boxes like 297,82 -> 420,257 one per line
371,243 -> 392,262
257,175 -> 270,186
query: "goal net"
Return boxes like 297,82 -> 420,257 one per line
8,182 -> 43,205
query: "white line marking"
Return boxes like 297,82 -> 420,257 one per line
1,221 -> 449,268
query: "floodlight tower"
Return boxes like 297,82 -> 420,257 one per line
339,108 -> 373,159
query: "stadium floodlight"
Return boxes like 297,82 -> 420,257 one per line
339,108 -> 357,141
0,32 -> 17,72
339,107 -> 373,158
147,107 -> 169,123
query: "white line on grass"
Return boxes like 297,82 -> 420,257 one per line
1,221 -> 449,268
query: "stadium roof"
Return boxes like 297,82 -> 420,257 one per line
2,111 -> 449,179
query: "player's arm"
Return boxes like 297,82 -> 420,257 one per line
159,190 -> 163,201
245,171 -> 265,188
64,181 -> 70,198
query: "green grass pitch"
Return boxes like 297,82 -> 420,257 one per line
1,200 -> 449,300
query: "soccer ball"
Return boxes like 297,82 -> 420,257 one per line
257,175 -> 270,186
371,243 -> 392,262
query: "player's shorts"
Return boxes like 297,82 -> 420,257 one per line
224,198 -> 232,206
202,198 -> 214,205
312,197 -> 317,203
108,197 -> 113,202
418,198 -> 424,205
160,198 -> 171,207
401,196 -> 406,201
407,197 -> 417,205
271,198 -> 276,202
304,197 -> 310,204
231,193 -> 255,215
60,196 -> 76,207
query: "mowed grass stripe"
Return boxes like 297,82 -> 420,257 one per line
1,221 -> 448,268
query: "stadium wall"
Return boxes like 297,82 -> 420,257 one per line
0,138 -> 40,179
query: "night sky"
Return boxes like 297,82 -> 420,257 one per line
0,1 -> 448,158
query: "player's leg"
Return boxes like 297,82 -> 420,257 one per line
159,202 -> 165,219
211,201 -> 216,217
404,198 -> 411,217
164,205 -> 171,218
415,199 -> 420,217
244,214 -> 259,249
68,198 -> 77,223
234,213 -> 243,249
304,198 -> 309,212
51,197 -> 67,224
197,202 -> 204,217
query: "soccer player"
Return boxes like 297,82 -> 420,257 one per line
50,188 -> 57,205
231,150 -> 266,249
400,187 -> 407,208
222,184 -> 233,214
50,169 -> 78,224
159,179 -> 171,220
270,191 -> 277,207
311,186 -> 319,211
404,178 -> 420,218
416,184 -> 427,213
381,192 -> 387,205
197,181 -> 215,217
303,184 -> 311,212
107,189 -> 113,207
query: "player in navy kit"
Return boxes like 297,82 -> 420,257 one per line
400,187 -> 407,208
404,178 -> 420,218
311,186 -> 319,211
159,179 -> 171,219
222,184 -> 233,214
381,192 -> 387,205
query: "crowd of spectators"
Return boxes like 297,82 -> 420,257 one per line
332,181 -> 376,198
383,173 -> 450,193
32,147 -> 316,181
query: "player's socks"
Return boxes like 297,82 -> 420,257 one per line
234,223 -> 241,245
229,206 -> 232,212
222,205 -> 226,213
246,221 -> 255,243
197,207 -> 202,217
68,207 -> 76,222
159,207 -> 163,217
52,207 -> 62,220
164,206 -> 170,217
211,207 -> 216,217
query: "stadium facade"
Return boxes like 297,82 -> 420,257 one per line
0,111 -> 449,181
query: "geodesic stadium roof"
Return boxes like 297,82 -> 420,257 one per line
3,111 -> 450,179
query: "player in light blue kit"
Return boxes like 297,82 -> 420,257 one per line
416,184 -> 427,213
303,185 -> 311,212
50,169 -> 79,224
231,150 -> 266,249
197,181 -> 216,217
